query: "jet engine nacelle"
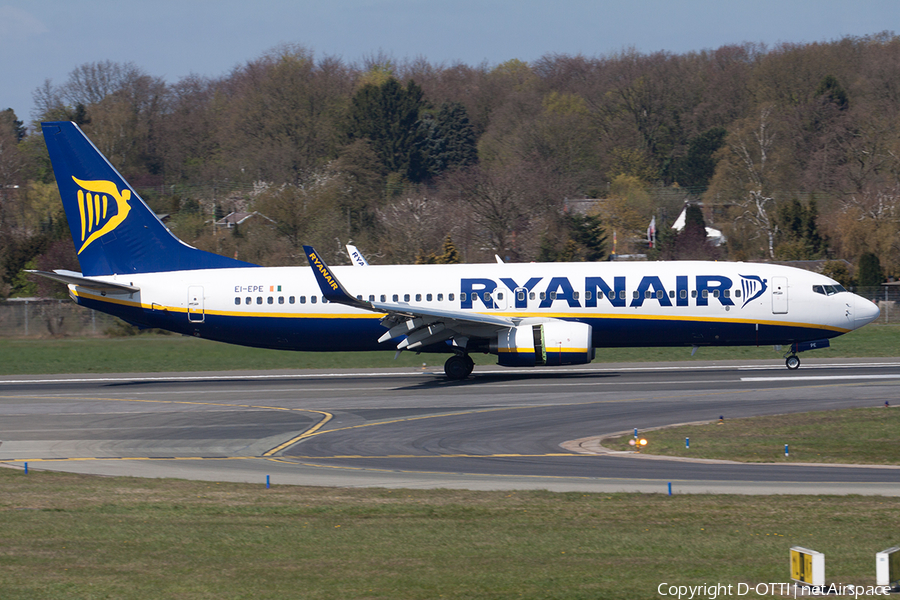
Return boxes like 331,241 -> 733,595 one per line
492,321 -> 594,367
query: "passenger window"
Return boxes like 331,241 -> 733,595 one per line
381,295 -> 386,302
713,290 -> 719,298
585,291 -> 592,301
368,295 -> 375,302
633,291 -> 639,299
437,293 -> 443,301
669,290 -> 675,298
416,294 -> 422,302
723,290 -> 730,298
735,289 -> 741,297
257,297 -> 263,304
517,291 -> 525,301
619,290 -> 626,300
484,292 -> 491,302
680,290 -> 687,299
234,297 -> 240,305
644,290 -> 652,299
449,293 -> 455,301
496,292 -> 503,300
530,292 -> 535,300
426,293 -> 432,301
268,297 -> 274,304
460,292 -> 466,302
299,296 -> 306,304
702,290 -> 709,298
289,296 -> 295,304
278,296 -> 284,304
404,294 -> 410,302
573,291 -> 580,300
657,290 -> 664,299
311,296 -> 317,304
540,292 -> 546,300
691,290 -> 698,298
245,297 -> 251,305
393,294 -> 399,302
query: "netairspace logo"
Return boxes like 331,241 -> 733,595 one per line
657,582 -> 891,598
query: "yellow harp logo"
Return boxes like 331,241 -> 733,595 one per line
73,177 -> 132,254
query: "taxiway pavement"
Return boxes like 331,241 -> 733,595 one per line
2,358 -> 898,494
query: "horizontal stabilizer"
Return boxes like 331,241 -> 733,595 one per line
26,270 -> 140,293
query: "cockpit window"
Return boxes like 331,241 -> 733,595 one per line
814,284 -> 847,296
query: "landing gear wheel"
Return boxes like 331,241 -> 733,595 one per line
444,355 -> 471,380
785,355 -> 801,370
463,355 -> 475,377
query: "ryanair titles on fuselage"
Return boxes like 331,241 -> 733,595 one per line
459,274 -> 768,310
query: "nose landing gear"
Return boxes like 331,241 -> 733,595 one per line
782,339 -> 830,370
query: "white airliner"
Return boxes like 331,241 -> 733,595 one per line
31,122 -> 880,379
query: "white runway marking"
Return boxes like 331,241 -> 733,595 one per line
742,374 -> 900,382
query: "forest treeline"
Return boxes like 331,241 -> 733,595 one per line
1,33 -> 899,298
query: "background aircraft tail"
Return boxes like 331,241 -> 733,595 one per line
42,121 -> 256,276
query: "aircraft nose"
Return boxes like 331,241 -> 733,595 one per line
853,293 -> 880,328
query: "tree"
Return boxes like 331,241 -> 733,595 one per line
707,107 -> 781,258
672,204 -> 721,260
774,197 -> 825,259
671,127 -> 727,192
538,212 -> 607,262
857,252 -> 883,286
821,261 -> 851,287
421,101 -> 478,177
0,109 -> 26,142
417,234 -> 463,264
346,77 -> 427,182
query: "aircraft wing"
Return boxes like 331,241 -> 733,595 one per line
303,246 -> 514,351
26,270 -> 140,293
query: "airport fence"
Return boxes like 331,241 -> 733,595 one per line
0,287 -> 898,338
856,286 -> 900,325
0,299 -> 123,338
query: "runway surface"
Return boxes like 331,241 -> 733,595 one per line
2,358 -> 899,494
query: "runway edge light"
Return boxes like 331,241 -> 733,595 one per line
790,546 -> 825,587
876,546 -> 900,588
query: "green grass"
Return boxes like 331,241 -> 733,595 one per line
605,407 -> 900,464
0,468 -> 897,599
1,324 -> 897,375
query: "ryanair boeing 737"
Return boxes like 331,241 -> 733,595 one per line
31,122 -> 880,379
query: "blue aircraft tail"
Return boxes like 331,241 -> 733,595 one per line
42,121 -> 256,277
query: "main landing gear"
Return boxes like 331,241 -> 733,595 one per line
785,354 -> 801,370
444,353 -> 475,380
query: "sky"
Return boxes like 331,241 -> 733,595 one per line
2,0 -> 898,128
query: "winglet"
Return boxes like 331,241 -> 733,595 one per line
346,244 -> 369,266
303,246 -> 368,308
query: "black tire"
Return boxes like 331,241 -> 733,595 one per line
444,355 -> 470,380
463,355 -> 475,376
786,355 -> 801,370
